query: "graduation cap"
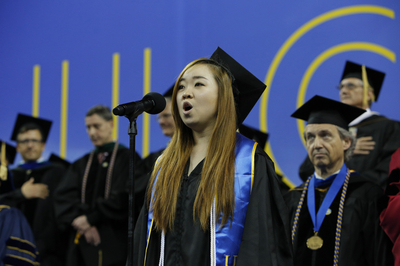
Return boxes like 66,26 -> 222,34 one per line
49,153 -> 71,169
0,140 -> 17,165
238,124 -> 269,149
291,95 -> 365,130
163,84 -> 175,98
340,61 -> 385,102
210,47 -> 266,126
11,114 -> 52,143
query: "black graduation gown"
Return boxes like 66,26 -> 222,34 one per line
299,115 -> 400,188
133,145 -> 293,266
284,172 -> 393,266
347,115 -> 400,188
10,161 -> 67,266
54,143 -> 145,266
134,148 -> 165,199
141,148 -> 164,175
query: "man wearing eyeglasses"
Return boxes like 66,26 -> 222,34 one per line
133,86 -> 177,210
140,85 -> 176,174
299,61 -> 400,189
9,113 -> 68,266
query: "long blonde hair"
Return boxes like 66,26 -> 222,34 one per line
146,59 -> 238,231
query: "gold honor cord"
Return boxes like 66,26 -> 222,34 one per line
0,142 -> 7,181
32,65 -> 40,117
260,5 -> 395,184
112,53 -> 120,140
142,48 -> 151,158
291,171 -> 350,266
60,60 -> 69,158
296,42 -> 395,147
361,65 -> 374,107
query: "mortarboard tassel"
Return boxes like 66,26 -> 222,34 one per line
0,142 -> 8,181
361,65 -> 375,107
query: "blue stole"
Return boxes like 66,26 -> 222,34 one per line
18,161 -> 51,170
307,164 -> 348,233
147,133 -> 256,266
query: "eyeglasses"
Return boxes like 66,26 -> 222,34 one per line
17,139 -> 43,145
337,83 -> 363,90
156,113 -> 172,121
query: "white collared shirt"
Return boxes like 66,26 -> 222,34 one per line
18,157 -> 45,165
348,108 -> 379,127
315,169 -> 340,180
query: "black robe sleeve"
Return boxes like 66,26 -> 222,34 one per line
0,188 -> 25,207
133,149 -> 164,208
133,205 -> 149,266
298,155 -> 314,182
347,117 -> 400,189
236,146 -> 293,266
362,184 -> 394,266
54,158 -> 85,229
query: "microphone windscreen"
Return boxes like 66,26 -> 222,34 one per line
144,92 -> 166,114
112,105 -> 124,115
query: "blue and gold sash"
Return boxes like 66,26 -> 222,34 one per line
146,133 -> 256,266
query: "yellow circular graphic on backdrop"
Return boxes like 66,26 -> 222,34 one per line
296,42 -> 396,147
259,5 -> 395,187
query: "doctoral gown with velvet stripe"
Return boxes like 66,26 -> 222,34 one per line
10,161 -> 67,266
284,172 -> 393,266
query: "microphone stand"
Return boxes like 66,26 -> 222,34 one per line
114,92 -> 166,266
125,114 -> 138,266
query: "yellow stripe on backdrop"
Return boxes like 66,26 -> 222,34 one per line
296,42 -> 396,147
142,48 -> 151,158
112,53 -> 120,140
60,60 -> 69,158
32,65 -> 40,117
259,5 -> 395,186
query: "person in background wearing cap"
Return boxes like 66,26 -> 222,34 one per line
135,85 -> 177,207
54,105 -> 145,266
133,48 -> 293,266
0,140 -> 41,265
141,85 -> 175,176
286,95 -> 393,266
299,61 -> 400,189
10,113 -> 68,266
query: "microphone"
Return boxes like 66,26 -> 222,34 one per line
113,92 -> 166,116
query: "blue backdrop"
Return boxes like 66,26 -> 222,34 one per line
1,0 -> 399,186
